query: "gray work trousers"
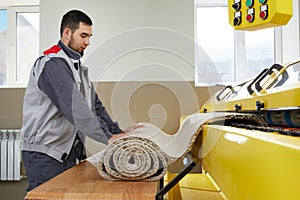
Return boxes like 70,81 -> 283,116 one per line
22,148 -> 77,192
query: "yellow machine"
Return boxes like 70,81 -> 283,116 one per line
162,60 -> 300,200
159,2 -> 298,199
196,60 -> 300,199
228,0 -> 293,30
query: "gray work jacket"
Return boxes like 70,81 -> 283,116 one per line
21,41 -> 122,162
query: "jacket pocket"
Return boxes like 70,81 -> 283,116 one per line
41,115 -> 74,145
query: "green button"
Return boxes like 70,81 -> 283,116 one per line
246,0 -> 253,7
259,0 -> 267,4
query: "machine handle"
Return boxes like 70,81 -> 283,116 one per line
247,68 -> 268,95
255,64 -> 289,93
216,85 -> 233,101
271,70 -> 289,88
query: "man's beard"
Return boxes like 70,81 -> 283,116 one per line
69,35 -> 84,56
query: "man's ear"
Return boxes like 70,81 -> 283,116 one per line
62,28 -> 72,42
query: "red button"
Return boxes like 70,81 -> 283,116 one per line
260,11 -> 267,19
246,14 -> 254,22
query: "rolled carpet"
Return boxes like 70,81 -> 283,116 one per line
96,112 -> 267,181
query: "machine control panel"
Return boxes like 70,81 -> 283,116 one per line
228,0 -> 293,31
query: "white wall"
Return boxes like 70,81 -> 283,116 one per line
0,0 -> 38,6
40,0 -> 195,82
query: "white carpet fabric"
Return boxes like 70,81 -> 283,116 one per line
90,112 -> 266,181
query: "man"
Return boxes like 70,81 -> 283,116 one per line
21,10 -> 129,191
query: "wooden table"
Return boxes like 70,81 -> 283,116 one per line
25,161 -> 158,200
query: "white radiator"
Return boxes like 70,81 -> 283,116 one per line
0,130 -> 21,181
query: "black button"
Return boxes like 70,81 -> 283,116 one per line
234,17 -> 241,26
232,3 -> 241,11
61,153 -> 68,161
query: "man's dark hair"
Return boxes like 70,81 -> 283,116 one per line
60,10 -> 93,37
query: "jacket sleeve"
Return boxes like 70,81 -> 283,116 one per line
93,87 -> 123,134
37,57 -> 113,144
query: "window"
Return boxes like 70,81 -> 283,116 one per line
0,9 -> 8,85
245,29 -> 275,79
196,6 -> 234,85
0,6 -> 39,86
16,12 -> 39,83
195,3 -> 278,86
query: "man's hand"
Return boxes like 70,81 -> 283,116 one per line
107,124 -> 146,144
123,124 -> 145,133
107,133 -> 127,144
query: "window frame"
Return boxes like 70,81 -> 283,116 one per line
1,6 -> 39,87
194,1 -> 283,86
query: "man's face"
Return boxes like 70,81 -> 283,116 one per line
68,22 -> 93,55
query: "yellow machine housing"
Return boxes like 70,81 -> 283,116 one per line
198,60 -> 300,199
167,60 -> 300,200
165,3 -> 298,199
199,125 -> 300,200
228,0 -> 293,31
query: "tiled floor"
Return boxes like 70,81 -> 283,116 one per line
0,178 -> 27,200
